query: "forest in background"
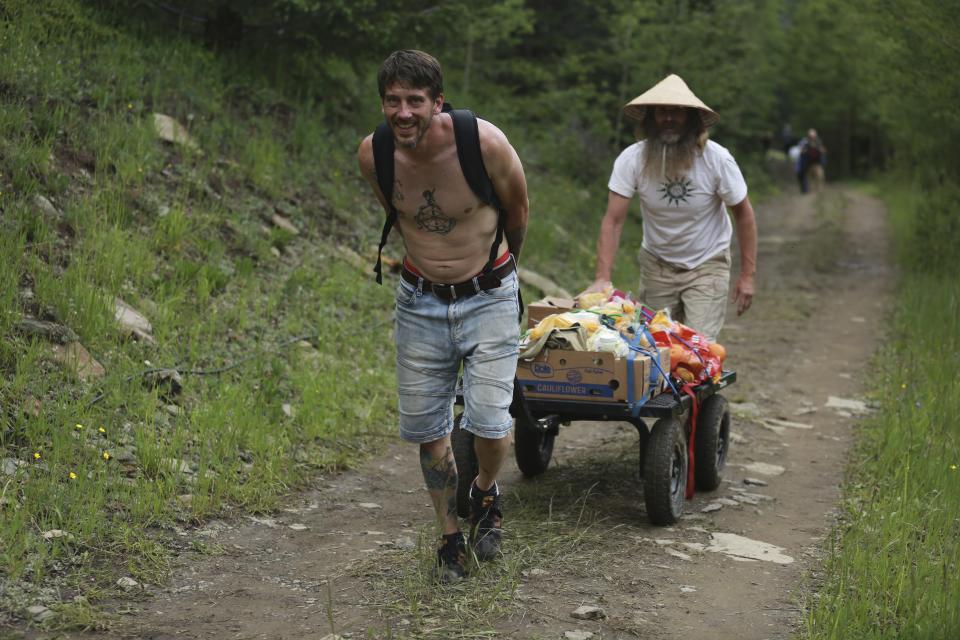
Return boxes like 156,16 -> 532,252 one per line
101,0 -> 957,185
1,0 -> 958,636
93,0 -> 959,271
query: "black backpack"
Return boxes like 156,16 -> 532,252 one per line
371,104 -> 506,284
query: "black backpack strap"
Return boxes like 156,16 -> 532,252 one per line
372,121 -> 396,284
449,109 -> 506,274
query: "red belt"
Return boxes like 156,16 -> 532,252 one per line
401,256 -> 515,302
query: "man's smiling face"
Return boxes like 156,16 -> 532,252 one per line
382,83 -> 443,149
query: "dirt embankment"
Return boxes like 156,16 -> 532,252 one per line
31,184 -> 890,640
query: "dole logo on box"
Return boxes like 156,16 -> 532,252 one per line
532,362 -> 553,377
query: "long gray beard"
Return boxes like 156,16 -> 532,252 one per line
642,133 -> 699,181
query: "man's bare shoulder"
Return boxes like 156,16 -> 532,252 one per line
477,118 -> 512,152
357,134 -> 374,170
476,118 -> 519,174
357,134 -> 384,205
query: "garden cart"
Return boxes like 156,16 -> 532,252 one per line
452,370 -> 736,526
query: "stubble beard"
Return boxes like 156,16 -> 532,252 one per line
393,113 -> 433,150
642,127 -> 699,181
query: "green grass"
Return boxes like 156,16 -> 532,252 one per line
802,184 -> 960,639
0,1 -> 634,627
0,0 -> 400,625
0,0 -> 784,631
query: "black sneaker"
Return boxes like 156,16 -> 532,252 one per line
469,481 -> 503,561
434,532 -> 467,584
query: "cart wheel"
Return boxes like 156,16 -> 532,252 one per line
694,394 -> 730,491
514,415 -> 557,477
451,414 -> 477,519
643,417 -> 687,525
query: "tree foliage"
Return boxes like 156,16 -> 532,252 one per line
782,0 -> 960,176
99,1 -> 783,179
96,0 -> 956,191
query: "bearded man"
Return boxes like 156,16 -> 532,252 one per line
582,74 -> 757,341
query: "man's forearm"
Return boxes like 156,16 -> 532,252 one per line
730,198 -> 757,276
594,218 -> 622,282
593,192 -> 631,284
739,245 -> 756,276
735,216 -> 757,276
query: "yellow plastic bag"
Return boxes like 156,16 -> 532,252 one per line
576,291 -> 609,309
649,309 -> 677,333
528,311 -> 601,340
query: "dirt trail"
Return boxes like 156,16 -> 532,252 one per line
48,184 -> 890,640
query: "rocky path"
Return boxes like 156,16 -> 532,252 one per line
42,184 -> 890,640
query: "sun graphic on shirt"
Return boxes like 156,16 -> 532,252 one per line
659,176 -> 693,206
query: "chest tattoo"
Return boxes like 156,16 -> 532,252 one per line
415,188 -> 456,235
392,178 -> 404,206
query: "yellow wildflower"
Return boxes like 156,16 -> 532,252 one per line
102,451 -> 111,461
98,426 -> 106,434
74,423 -> 84,430
69,472 -> 77,480
34,452 -> 41,460
951,464 -> 957,471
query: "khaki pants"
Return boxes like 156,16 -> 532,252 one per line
638,247 -> 730,342
807,164 -> 825,192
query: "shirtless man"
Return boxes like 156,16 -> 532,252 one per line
357,50 -> 529,583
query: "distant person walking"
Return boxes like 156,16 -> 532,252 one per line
581,74 -> 757,342
357,50 -> 529,583
798,128 -> 827,193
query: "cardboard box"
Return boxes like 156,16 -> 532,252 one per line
516,346 -> 670,404
526,296 -> 576,328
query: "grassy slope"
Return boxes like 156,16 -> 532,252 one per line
0,1 -> 640,627
0,1 -> 404,625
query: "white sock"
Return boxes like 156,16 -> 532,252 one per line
470,479 -> 498,497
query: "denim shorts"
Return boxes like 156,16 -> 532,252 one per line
394,270 -> 519,444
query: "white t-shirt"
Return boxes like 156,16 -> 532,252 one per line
608,139 -> 748,269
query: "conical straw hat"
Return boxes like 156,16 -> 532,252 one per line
623,74 -> 719,128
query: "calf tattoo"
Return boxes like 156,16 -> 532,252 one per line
415,189 -> 456,235
420,447 -> 458,519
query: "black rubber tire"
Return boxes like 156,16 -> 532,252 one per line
694,394 -> 731,492
514,415 -> 557,478
643,417 -> 687,525
451,413 -> 477,519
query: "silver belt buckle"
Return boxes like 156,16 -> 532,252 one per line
432,282 -> 456,300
